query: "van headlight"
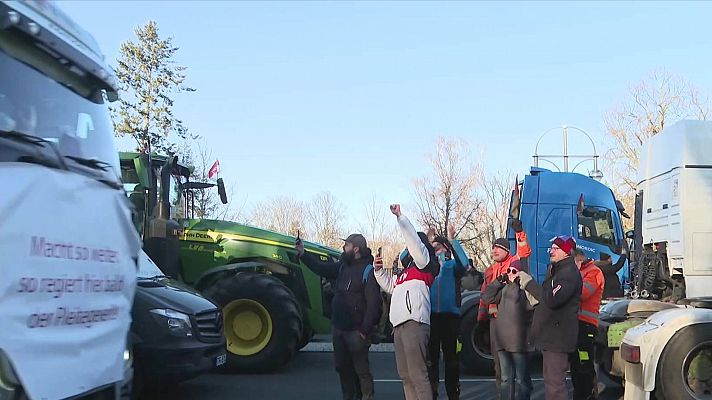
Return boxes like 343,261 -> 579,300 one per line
150,309 -> 193,337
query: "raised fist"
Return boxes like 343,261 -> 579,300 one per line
511,218 -> 523,233
447,224 -> 456,240
390,204 -> 401,217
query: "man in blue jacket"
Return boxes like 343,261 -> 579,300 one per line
296,233 -> 382,400
428,225 -> 470,400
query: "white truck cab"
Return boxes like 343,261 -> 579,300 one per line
620,120 -> 712,399
0,1 -> 140,399
634,119 -> 712,300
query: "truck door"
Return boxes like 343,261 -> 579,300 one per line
576,205 -> 628,284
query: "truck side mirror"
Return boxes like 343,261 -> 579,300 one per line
217,178 -> 228,204
626,230 -> 635,239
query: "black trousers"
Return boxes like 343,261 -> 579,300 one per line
570,321 -> 598,400
333,328 -> 374,400
428,313 -> 461,400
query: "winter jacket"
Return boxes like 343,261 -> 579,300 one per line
596,259 -> 624,299
520,256 -> 582,353
482,278 -> 533,353
477,231 -> 531,321
301,251 -> 381,336
579,260 -> 605,327
375,214 -> 440,328
430,240 -> 469,315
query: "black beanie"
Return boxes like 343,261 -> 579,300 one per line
493,238 -> 510,253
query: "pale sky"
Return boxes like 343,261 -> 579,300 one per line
60,1 -> 712,229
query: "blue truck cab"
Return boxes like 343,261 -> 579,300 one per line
507,167 -> 629,285
459,167 -> 629,375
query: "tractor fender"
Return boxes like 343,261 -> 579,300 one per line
193,261 -> 270,292
623,307 -> 712,392
460,290 -> 482,317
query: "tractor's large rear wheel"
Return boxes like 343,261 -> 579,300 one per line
205,272 -> 302,373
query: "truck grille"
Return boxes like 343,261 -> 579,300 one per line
195,309 -> 223,342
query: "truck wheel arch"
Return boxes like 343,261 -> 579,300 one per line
632,311 -> 712,393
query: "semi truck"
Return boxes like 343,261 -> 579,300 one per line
459,165 -> 630,374
0,1 -> 140,399
602,120 -> 712,400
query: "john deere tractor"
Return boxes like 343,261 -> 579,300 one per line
120,152 -> 341,372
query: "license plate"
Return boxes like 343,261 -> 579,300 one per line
215,354 -> 226,367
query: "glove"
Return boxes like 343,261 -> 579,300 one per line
517,271 -> 533,289
497,273 -> 509,285
511,218 -> 523,233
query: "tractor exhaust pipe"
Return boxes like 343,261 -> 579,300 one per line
158,156 -> 178,219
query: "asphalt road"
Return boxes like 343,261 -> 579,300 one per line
155,349 -> 624,400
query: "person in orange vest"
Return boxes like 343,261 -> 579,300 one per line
571,249 -> 605,400
477,218 -> 531,393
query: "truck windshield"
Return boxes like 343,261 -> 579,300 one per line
0,33 -> 120,180
578,206 -> 618,249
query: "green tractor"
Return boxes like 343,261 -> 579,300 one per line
120,152 -> 342,372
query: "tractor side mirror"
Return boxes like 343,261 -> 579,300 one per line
217,178 -> 228,204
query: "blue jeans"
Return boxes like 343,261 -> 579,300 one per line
498,351 -> 532,400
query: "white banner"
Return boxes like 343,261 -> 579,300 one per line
0,163 -> 140,400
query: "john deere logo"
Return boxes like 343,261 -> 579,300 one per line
182,230 -> 214,243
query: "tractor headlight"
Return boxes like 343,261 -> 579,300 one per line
150,309 -> 193,337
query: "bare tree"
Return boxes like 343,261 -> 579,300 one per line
466,170 -> 514,270
412,136 -> 483,251
306,191 -> 346,248
604,70 -> 710,223
249,196 -> 307,237
358,195 -> 401,267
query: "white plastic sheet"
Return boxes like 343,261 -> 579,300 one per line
0,164 -> 140,400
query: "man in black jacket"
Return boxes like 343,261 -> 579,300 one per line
596,252 -> 624,299
518,236 -> 583,400
296,233 -> 382,400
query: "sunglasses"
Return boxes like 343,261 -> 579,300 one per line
507,267 -> 519,274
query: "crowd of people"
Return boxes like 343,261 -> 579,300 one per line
294,204 -> 623,400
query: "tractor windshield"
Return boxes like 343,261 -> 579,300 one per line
0,30 -> 120,182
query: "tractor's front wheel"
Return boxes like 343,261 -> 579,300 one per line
205,272 -> 302,373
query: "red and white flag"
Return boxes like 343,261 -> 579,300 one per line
208,159 -> 220,180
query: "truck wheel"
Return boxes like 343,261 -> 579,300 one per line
459,307 -> 495,375
205,272 -> 303,373
656,324 -> 712,399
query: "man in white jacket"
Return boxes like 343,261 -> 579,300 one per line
374,204 -> 440,400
